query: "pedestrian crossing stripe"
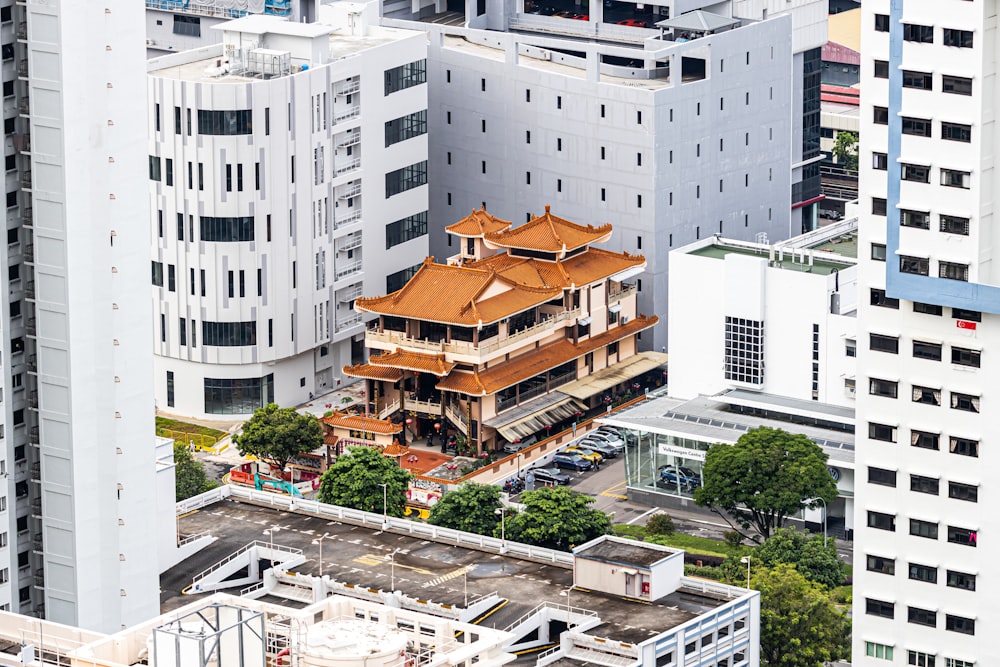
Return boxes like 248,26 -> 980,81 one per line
422,564 -> 475,588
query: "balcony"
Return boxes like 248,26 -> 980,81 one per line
21,206 -> 32,226
16,59 -> 26,77
27,389 -> 37,409
334,105 -> 360,124
334,79 -> 360,96
404,392 -> 442,416
335,234 -> 362,253
334,209 -> 362,229
444,402 -> 469,435
17,97 -> 28,115
22,242 -> 32,263
25,354 -> 36,374
24,279 -> 34,300
377,398 -> 400,420
16,22 -> 25,40
334,157 -> 361,176
608,283 -> 637,305
335,260 -> 362,281
20,169 -> 31,189
336,182 -> 361,200
336,312 -> 363,330
24,316 -> 35,336
366,308 -> 582,361
337,283 -> 363,303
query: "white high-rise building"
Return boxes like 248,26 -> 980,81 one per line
0,0 -> 161,632
147,6 -> 429,419
854,1 -> 991,664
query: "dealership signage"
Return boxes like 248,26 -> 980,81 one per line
657,443 -> 706,461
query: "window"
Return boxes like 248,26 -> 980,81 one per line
913,302 -> 943,315
196,110 -> 252,135
949,481 -> 978,502
386,161 -> 427,197
873,106 -> 888,125
873,197 -> 887,216
167,264 -> 176,292
910,518 -> 938,539
940,215 -> 970,235
870,334 -> 899,354
866,598 -> 895,619
912,341 -> 942,360
910,474 -> 939,495
946,570 -> 975,591
946,615 -> 975,635
201,321 -> 256,347
943,29 -> 974,48
912,385 -> 941,405
944,660 -> 973,667
939,262 -> 969,282
942,122 -> 972,142
869,422 -> 897,443
908,607 -> 937,628
941,169 -> 971,189
874,14 -> 890,32
149,155 -> 161,181
901,209 -> 930,229
942,75 -> 973,95
902,163 -> 930,183
900,254 -> 929,275
868,467 -> 896,487
949,346 -> 979,368
908,563 -> 937,584
200,216 -> 254,242
903,116 -> 931,137
845,338 -> 857,357
874,60 -> 888,78
949,436 -> 978,457
385,110 -> 427,147
723,317 -> 764,385
950,392 -> 979,413
166,370 -> 175,407
952,308 -> 981,322
866,642 -> 893,661
871,288 -> 899,309
384,59 -> 426,95
385,211 -> 428,249
867,555 -> 895,575
872,152 -> 887,170
903,23 -> 934,43
173,14 -> 201,37
151,261 -> 164,287
386,264 -> 420,293
868,511 -> 896,532
870,378 -> 898,398
908,652 -> 935,667
165,158 -> 173,186
902,70 -> 933,89
204,374 -> 274,415
911,430 -> 939,450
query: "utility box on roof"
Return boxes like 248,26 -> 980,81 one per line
572,535 -> 684,602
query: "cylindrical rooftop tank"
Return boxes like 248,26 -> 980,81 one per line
298,619 -> 409,667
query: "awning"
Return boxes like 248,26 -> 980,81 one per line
608,304 -> 622,314
578,317 -> 593,326
655,10 -> 739,32
484,394 -> 588,442
557,351 -> 668,400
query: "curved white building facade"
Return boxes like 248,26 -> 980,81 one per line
148,8 -> 428,418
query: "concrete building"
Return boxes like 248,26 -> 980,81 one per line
853,0 -> 994,664
381,0 -> 827,353
0,0 -> 163,632
145,0 -> 316,57
603,219 -> 859,531
147,7 -> 429,419
344,207 -> 664,453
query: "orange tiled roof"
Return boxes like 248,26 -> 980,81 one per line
342,363 -> 404,382
355,258 -> 562,325
369,349 -> 456,377
445,206 -> 512,237
469,248 -> 645,289
382,440 -> 408,456
321,411 -> 403,435
483,205 -> 612,253
561,247 -> 646,285
435,315 -> 658,395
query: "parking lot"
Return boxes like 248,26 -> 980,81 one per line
523,0 -> 664,28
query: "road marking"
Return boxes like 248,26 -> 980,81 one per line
422,564 -> 475,588
626,507 -> 659,525
354,553 -> 434,575
598,480 -> 628,499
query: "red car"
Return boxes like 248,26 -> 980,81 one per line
617,18 -> 648,27
572,13 -> 589,19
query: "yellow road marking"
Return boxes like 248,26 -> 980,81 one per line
177,510 -> 200,519
599,480 -> 628,499
353,553 -> 434,575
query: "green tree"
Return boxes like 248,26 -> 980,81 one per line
831,131 -> 858,171
427,483 -> 504,535
756,564 -> 851,667
173,443 -> 219,501
694,427 -> 838,542
317,445 -> 412,516
645,512 -> 675,536
235,403 -> 324,473
505,486 -> 611,550
755,528 -> 844,588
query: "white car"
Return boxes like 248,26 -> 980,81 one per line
583,430 -> 625,451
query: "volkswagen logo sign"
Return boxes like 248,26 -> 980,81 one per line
827,466 -> 841,482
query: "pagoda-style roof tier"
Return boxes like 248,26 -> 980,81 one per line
445,206 -> 512,238
355,258 -> 563,326
434,315 -> 658,396
468,246 -> 646,289
321,411 -> 402,435
342,363 -> 405,382
483,205 -> 612,253
369,349 -> 456,377
382,440 -> 408,456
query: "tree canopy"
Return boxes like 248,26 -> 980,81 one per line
694,427 -> 838,542
173,443 -> 219,501
505,486 -> 611,550
756,564 -> 851,667
831,131 -> 858,171
427,483 -> 504,535
317,445 -> 411,516
754,528 -> 844,588
235,403 -> 324,473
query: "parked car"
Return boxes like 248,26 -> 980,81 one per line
617,18 -> 649,27
585,430 -> 625,450
576,439 -> 618,458
658,465 -> 701,489
502,434 -> 537,454
530,467 -> 572,485
564,446 -> 604,464
552,453 -> 594,471
571,13 -> 590,20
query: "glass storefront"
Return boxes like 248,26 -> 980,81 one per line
204,374 -> 274,415
622,429 -> 712,500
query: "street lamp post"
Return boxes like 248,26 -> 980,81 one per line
804,497 -> 828,548
384,548 -> 400,591
317,533 -> 331,578
740,556 -> 751,589
378,483 -> 388,527
495,507 -> 506,553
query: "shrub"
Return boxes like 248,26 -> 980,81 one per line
723,530 -> 745,550
645,512 -> 675,536
684,564 -> 724,580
